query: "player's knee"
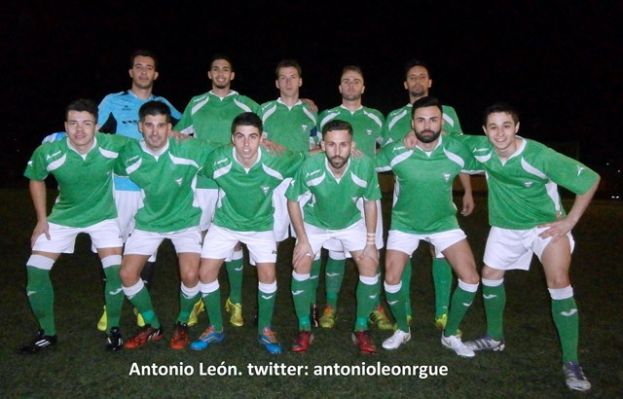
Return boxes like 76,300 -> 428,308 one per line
546,274 -> 570,289
119,266 -> 139,285
482,265 -> 504,280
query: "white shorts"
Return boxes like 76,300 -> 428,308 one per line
32,219 -> 123,254
484,226 -> 575,271
124,227 -> 202,255
196,188 -> 219,232
114,189 -> 143,241
202,225 -> 277,264
386,228 -> 467,258
305,220 -> 371,257
322,200 -> 384,255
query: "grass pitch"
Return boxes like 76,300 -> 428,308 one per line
0,188 -> 621,398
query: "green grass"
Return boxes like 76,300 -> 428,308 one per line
0,188 -> 621,398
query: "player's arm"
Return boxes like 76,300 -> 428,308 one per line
287,199 -> 313,268
458,173 -> 474,216
359,199 -> 379,263
29,179 -> 50,247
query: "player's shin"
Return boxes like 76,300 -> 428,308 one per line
291,271 -> 312,331
309,258 -> 321,305
444,279 -> 478,336
177,283 -> 200,324
400,258 -> 413,317
482,278 -> 506,340
122,279 -> 160,328
325,255 -> 345,308
225,249 -> 244,304
257,281 -> 278,333
432,257 -> 453,318
200,280 -> 223,331
385,281 -> 408,332
101,255 -> 123,330
355,274 -> 380,331
26,256 -> 56,335
550,286 -> 580,363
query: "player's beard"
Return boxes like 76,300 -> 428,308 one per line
328,154 -> 349,170
409,85 -> 427,99
415,128 -> 441,143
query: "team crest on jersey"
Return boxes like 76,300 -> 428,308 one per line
175,177 -> 183,186
301,124 -> 308,132
261,185 -> 271,195
366,129 -> 372,136
443,173 -> 451,182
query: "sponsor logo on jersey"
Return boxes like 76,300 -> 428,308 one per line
46,151 -> 62,160
216,158 -> 229,165
366,129 -> 373,136
576,166 -> 585,176
301,124 -> 308,132
175,177 -> 183,186
261,185 -> 270,195
523,181 -> 534,187
306,169 -> 321,178
443,173 -> 451,182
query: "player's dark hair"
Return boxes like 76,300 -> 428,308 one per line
139,100 -> 171,123
209,54 -> 234,72
404,59 -> 430,79
341,65 -> 364,78
411,96 -> 442,118
483,103 -> 520,125
231,112 -> 262,134
322,119 -> 353,138
130,49 -> 158,70
66,99 -> 98,121
276,59 -> 302,78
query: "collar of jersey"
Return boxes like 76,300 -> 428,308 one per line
324,156 -> 351,181
66,136 -> 97,159
140,139 -> 170,158
339,104 -> 363,113
127,89 -> 155,101
232,145 -> 262,171
277,97 -> 302,110
497,136 -> 527,163
415,135 -> 443,154
209,90 -> 238,100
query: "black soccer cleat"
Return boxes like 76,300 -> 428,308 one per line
20,330 -> 57,354
106,327 -> 124,352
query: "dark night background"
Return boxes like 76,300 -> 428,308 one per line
2,1 -> 622,190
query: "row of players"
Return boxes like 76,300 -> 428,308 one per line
22,51 -> 599,392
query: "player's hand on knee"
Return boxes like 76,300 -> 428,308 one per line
539,218 -> 574,241
31,220 -> 50,247
293,241 -> 313,268
358,243 -> 379,264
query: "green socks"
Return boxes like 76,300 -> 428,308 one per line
291,272 -> 311,331
26,258 -> 56,335
444,279 -> 478,336
225,250 -> 244,304
385,281 -> 409,332
177,283 -> 200,324
482,279 -> 506,340
257,281 -> 277,334
325,256 -> 345,308
432,257 -> 453,318
355,274 -> 379,331
201,281 -> 223,331
124,279 -> 160,328
550,286 -> 579,363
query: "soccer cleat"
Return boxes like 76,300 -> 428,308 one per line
352,331 -> 377,354
441,334 -> 475,358
187,299 -> 205,327
225,297 -> 244,327
19,330 -> 57,354
189,326 -> 225,351
310,304 -> 320,328
563,361 -> 591,392
106,327 -> 123,352
258,327 -> 283,354
382,329 -> 411,350
97,306 -> 107,332
123,325 -> 164,349
133,307 -> 145,328
170,322 -> 190,350
464,335 -> 505,352
435,313 -> 448,330
319,305 -> 337,328
369,306 -> 393,330
291,331 -> 314,353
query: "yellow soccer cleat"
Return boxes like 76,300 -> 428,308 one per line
225,297 -> 244,327
319,306 -> 337,329
133,307 -> 146,328
97,306 -> 107,332
369,306 -> 393,330
188,299 -> 205,327
435,313 -> 448,330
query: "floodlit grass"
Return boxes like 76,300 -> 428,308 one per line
0,188 -> 621,398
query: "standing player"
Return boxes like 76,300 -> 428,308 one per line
190,112 -> 304,354
20,99 -> 127,353
176,55 -> 260,328
382,59 -> 473,330
286,119 -> 382,354
378,96 -> 480,356
96,49 -> 183,332
118,101 -> 215,350
315,66 -> 390,330
462,104 -> 599,391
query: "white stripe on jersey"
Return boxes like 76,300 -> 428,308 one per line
261,163 -> 284,181
443,148 -> 465,168
319,112 -> 339,130
350,172 -> 368,188
388,109 -> 409,131
169,153 -> 199,169
126,158 -> 142,175
47,153 -> 67,172
213,162 -> 233,179
191,95 -> 210,115
302,106 -> 317,124
443,113 -> 455,127
520,158 -> 547,179
306,173 -> 326,187
99,147 -> 119,159
262,104 -> 277,124
363,110 -> 383,128
390,150 -> 413,168
234,98 -> 253,112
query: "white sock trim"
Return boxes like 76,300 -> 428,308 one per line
360,273 -> 379,286
181,282 -> 199,297
101,255 -> 122,268
384,281 -> 402,294
123,279 -> 145,299
27,255 -> 55,270
482,278 -> 504,287
199,280 -> 220,294
292,271 -> 310,281
259,281 -> 277,294
458,279 -> 479,293
548,286 -> 574,300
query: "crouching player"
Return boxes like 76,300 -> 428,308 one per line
286,119 -> 382,354
461,104 -> 599,392
117,101 -> 215,350
190,112 -> 304,354
21,99 -> 127,353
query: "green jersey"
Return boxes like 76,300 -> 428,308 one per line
461,135 -> 599,229
318,105 -> 384,158
383,104 -> 463,145
24,133 -> 127,227
202,146 -> 304,232
286,153 -> 381,230
376,136 -> 480,234
175,90 -> 259,190
116,138 -> 215,232
259,99 -> 318,152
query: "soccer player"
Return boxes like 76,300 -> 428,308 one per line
117,101 -> 215,350
175,55 -> 261,328
377,96 -> 480,357
21,99 -> 127,353
461,104 -> 599,392
96,49 -> 182,332
315,66 -> 390,330
382,59 -> 474,330
286,119 -> 382,353
190,112 -> 304,354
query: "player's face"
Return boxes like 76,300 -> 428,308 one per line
339,70 -> 365,101
404,66 -> 432,99
322,129 -> 353,170
276,67 -> 302,98
129,56 -> 159,90
140,114 -> 171,151
412,106 -> 442,144
65,111 -> 97,151
208,59 -> 235,90
232,124 -> 261,164
482,112 -> 520,155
